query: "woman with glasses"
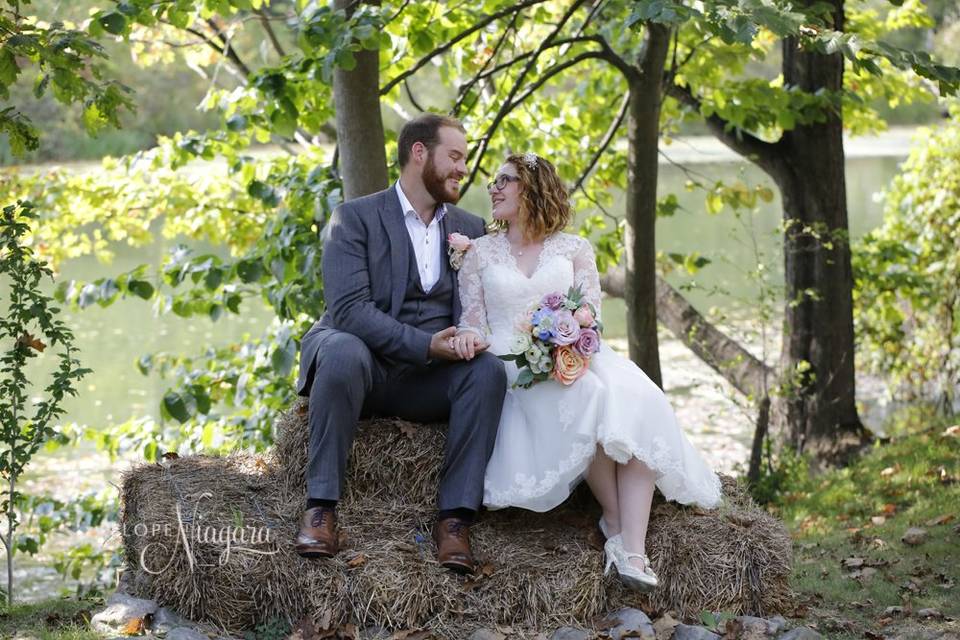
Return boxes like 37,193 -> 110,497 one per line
449,153 -> 722,592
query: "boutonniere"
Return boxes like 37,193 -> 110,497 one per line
447,232 -> 472,270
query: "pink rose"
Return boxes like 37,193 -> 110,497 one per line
447,232 -> 471,252
573,305 -> 595,328
573,327 -> 600,356
550,311 -> 581,346
541,292 -> 565,310
553,345 -> 588,385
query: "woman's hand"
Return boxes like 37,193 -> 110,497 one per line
448,331 -> 488,361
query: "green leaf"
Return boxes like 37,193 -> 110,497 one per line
127,279 -> 154,299
271,338 -> 296,376
98,12 -> 127,35
162,391 -> 196,423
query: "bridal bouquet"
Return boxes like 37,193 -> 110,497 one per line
500,286 -> 603,388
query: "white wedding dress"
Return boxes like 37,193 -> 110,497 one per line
457,232 -> 722,512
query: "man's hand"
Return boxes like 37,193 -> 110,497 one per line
429,327 -> 462,361
449,331 -> 488,361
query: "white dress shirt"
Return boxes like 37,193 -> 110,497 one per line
395,180 -> 447,292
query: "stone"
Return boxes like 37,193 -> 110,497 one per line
768,616 -> 788,633
901,527 -> 928,545
90,592 -> 158,634
671,623 -> 721,640
601,608 -> 655,640
468,630 -> 506,640
550,628 -> 592,640
724,616 -> 778,640
916,608 -> 944,619
166,628 -> 210,640
153,606 -> 192,633
883,606 -> 907,617
776,628 -> 823,640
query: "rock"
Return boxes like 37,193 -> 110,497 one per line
883,606 -> 907,617
468,630 -> 506,640
601,608 -> 655,640
768,616 -> 788,634
776,628 -> 823,640
671,623 -> 721,640
901,527 -> 928,545
166,628 -> 210,640
916,608 -> 944,619
153,606 -> 192,632
724,615 -> 779,639
550,628 -> 592,640
90,593 -> 158,634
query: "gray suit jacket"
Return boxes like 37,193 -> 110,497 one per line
297,185 -> 487,395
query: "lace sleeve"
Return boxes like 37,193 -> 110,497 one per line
572,237 -> 603,323
457,243 -> 489,338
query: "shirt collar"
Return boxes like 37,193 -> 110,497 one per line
395,180 -> 447,223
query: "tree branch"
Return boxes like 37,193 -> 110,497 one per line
600,268 -> 775,399
463,0 -> 591,191
380,0 -> 552,96
257,8 -> 286,58
572,90 -> 630,194
665,80 -> 782,171
205,17 -> 253,77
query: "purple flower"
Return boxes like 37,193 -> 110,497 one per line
574,327 -> 600,356
550,311 -> 581,346
541,292 -> 565,310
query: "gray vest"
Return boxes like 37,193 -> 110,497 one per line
395,237 -> 455,334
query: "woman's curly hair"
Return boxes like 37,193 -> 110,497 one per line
493,153 -> 572,240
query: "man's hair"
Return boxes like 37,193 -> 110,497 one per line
397,113 -> 466,167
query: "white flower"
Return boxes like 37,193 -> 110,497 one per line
509,333 -> 532,354
447,232 -> 472,270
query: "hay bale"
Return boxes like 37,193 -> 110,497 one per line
119,398 -> 792,637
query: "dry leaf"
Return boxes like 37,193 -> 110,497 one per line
347,553 -> 367,569
398,424 -> 418,439
17,332 -> 46,353
338,623 -> 358,639
841,557 -> 864,569
881,503 -> 897,515
161,451 -> 180,460
880,465 -> 900,478
120,617 -> 145,635
926,513 -> 955,527
479,562 -> 496,577
390,630 -> 434,640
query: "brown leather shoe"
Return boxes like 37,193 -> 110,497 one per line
432,517 -> 475,574
294,506 -> 338,559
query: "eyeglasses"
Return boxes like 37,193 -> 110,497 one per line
486,174 -> 521,192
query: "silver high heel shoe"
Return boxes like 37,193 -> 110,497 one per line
603,538 -> 658,592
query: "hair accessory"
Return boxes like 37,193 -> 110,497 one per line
522,152 -> 538,170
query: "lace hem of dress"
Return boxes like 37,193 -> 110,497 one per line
484,429 -> 723,510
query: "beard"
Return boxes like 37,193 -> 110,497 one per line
423,152 -> 461,204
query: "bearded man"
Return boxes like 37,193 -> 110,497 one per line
293,114 -> 506,574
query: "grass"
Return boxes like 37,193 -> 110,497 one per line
770,412 -> 960,639
0,598 -> 100,640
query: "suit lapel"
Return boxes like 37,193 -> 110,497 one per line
441,211 -> 463,323
379,188 -> 409,316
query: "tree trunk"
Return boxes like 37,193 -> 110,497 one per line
333,0 -> 389,200
777,0 -> 868,458
623,22 -> 672,387
601,268 -> 774,400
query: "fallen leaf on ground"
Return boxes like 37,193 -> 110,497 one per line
926,513 -> 955,526
346,553 -> 367,569
880,464 -> 900,478
120,617 -> 145,635
916,608 -> 944,619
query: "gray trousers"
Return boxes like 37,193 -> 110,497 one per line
301,329 -> 507,511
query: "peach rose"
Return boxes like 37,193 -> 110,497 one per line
447,232 -> 471,251
573,305 -> 595,328
552,345 -> 588,385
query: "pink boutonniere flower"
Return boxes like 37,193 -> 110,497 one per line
447,232 -> 471,270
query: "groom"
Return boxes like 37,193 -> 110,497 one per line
294,113 -> 506,574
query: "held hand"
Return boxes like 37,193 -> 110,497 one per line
429,327 -> 462,361
450,331 -> 489,361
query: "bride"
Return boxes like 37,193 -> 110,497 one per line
449,152 -> 722,591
